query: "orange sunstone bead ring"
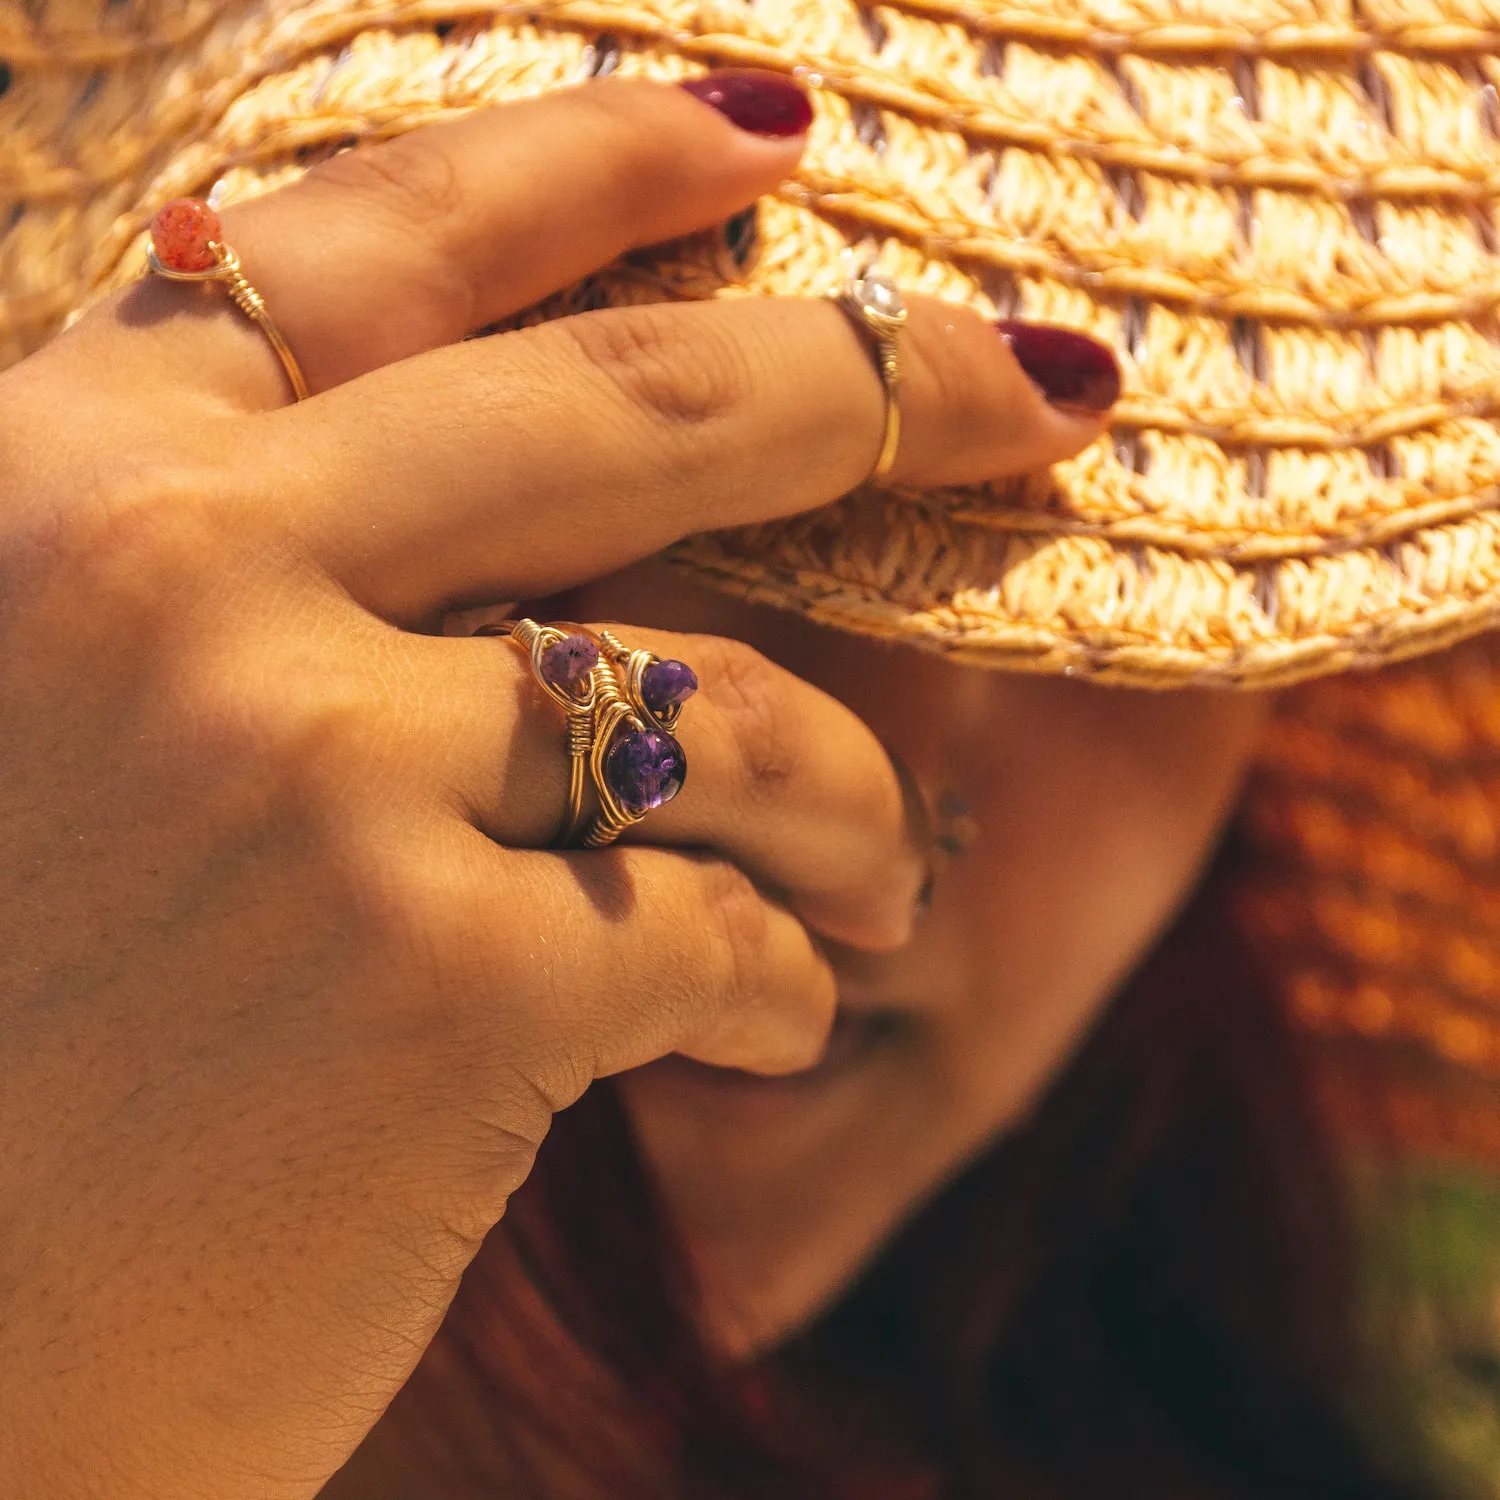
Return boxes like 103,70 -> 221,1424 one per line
143,195 -> 309,402
150,197 -> 223,273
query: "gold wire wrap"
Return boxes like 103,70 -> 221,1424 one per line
827,268 -> 907,488
597,628 -> 688,736
486,621 -> 691,850
580,661 -> 656,850
146,240 -> 310,403
488,618 -> 599,849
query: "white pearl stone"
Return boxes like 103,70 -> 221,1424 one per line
852,271 -> 904,317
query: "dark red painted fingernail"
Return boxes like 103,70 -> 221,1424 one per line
680,70 -> 814,138
995,321 -> 1121,414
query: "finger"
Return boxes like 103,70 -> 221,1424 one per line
460,838 -> 838,1084
415,626 -> 928,953
272,293 -> 1121,623
66,73 -> 811,409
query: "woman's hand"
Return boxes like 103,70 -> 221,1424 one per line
0,76 -> 1113,1500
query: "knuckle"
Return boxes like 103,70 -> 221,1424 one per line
906,301 -> 1002,439
23,460 -> 228,622
173,637 -> 397,838
364,844 -> 486,982
559,79 -> 669,180
700,637 -> 805,801
307,841 -> 510,1083
701,859 -> 774,1000
560,305 -> 748,430
299,137 -> 474,337
326,829 -> 439,953
309,129 -> 466,228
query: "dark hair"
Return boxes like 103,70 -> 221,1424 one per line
415,835 -> 1429,1499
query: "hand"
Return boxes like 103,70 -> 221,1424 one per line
0,74 -> 1113,1500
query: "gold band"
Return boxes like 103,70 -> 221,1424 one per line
596,629 -> 683,732
582,629 -> 693,849
485,618 -> 599,848
829,267 -> 908,487
481,620 -> 692,852
581,665 -> 652,850
147,241 -> 310,403
870,336 -> 902,484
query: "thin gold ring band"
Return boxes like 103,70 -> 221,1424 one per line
147,240 -> 310,403
828,266 -> 908,487
482,618 -> 600,848
870,336 -> 901,484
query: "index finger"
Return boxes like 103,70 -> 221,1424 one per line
264,292 -> 1121,624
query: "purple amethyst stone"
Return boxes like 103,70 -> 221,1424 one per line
640,658 -> 699,717
539,633 -> 598,693
604,727 -> 686,813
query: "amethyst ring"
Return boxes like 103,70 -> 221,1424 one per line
828,263 -> 907,487
580,631 -> 698,850
597,629 -> 699,733
485,619 -> 697,850
487,618 -> 602,847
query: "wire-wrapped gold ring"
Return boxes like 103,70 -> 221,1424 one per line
146,197 -> 310,403
580,630 -> 696,849
484,618 -> 602,848
482,621 -> 697,849
828,264 -> 907,487
596,629 -> 698,734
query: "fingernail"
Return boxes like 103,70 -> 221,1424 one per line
680,70 -> 814,138
995,321 -> 1121,414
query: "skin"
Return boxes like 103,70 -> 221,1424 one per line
0,71 -> 1265,1500
584,566 -> 1269,1361
321,566 -> 1267,1498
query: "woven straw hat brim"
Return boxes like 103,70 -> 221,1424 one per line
6,1 -> 1500,687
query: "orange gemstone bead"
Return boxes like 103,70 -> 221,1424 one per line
150,198 -> 222,274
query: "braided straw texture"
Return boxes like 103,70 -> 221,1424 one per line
5,0 -> 1500,684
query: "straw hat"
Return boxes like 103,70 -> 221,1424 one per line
4,2 -> 1499,1447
